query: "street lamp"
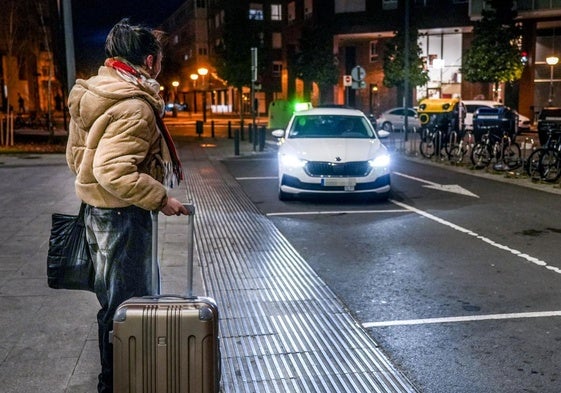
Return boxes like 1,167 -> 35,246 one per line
546,55 -> 559,106
190,74 -> 199,113
198,67 -> 209,122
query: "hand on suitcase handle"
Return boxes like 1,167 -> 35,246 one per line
161,197 -> 191,216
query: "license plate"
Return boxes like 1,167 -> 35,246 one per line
321,178 -> 357,188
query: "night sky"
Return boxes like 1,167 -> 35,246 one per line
72,0 -> 184,77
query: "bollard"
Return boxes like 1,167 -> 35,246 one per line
259,126 -> 266,152
253,126 -> 258,152
196,120 -> 203,138
234,129 -> 240,156
248,123 -> 253,144
228,121 -> 232,139
240,121 -> 245,141
211,120 -> 215,138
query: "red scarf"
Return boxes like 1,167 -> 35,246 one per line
105,58 -> 184,186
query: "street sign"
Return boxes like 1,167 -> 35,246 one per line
343,75 -> 352,87
351,66 -> 366,81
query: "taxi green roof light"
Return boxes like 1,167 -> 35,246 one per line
294,102 -> 311,112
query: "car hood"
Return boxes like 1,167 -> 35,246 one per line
279,138 -> 387,162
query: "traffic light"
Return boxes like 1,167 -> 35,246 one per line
521,51 -> 528,65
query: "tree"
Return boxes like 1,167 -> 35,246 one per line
461,0 -> 523,100
214,2 -> 265,119
291,25 -> 339,103
382,26 -> 429,93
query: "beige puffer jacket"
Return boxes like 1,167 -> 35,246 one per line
66,65 -> 167,211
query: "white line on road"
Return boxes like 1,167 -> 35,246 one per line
266,209 -> 409,217
236,176 -> 278,180
390,199 -> 560,274
363,310 -> 561,328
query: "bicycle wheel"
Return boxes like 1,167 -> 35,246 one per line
419,138 -> 435,158
444,131 -> 458,158
501,142 -> 522,170
449,141 -> 469,164
470,142 -> 491,169
539,149 -> 561,182
525,148 -> 546,179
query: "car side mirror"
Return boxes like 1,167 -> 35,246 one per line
272,129 -> 285,138
377,130 -> 390,139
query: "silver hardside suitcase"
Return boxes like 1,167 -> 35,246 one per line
112,205 -> 220,392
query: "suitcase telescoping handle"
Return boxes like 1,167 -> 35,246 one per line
151,204 -> 196,297
184,204 -> 196,297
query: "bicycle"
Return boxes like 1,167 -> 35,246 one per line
446,128 -> 474,164
525,126 -> 561,180
532,137 -> 561,183
419,124 -> 448,159
470,127 -> 522,170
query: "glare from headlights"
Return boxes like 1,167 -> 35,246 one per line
280,154 -> 307,168
370,154 -> 390,168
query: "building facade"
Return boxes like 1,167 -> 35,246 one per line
160,0 -> 561,124
0,0 -> 62,116
479,0 -> 561,120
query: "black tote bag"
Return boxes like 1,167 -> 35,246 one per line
47,203 -> 95,292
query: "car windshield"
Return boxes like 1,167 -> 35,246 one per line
287,115 -> 375,138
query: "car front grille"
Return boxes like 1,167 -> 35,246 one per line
305,161 -> 371,177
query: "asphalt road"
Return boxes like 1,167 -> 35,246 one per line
220,151 -> 561,393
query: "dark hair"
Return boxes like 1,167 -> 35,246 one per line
105,18 -> 163,66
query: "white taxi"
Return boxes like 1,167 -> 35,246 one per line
271,107 -> 391,201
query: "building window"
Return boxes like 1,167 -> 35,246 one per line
272,32 -> 282,49
173,35 -> 179,45
271,4 -> 282,21
272,62 -> 283,77
198,46 -> 207,56
382,0 -> 398,10
369,41 -> 378,62
249,3 -> 264,20
335,0 -> 366,13
288,2 -> 295,22
304,0 -> 313,18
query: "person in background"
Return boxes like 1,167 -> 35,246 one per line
17,93 -> 25,114
66,18 -> 188,393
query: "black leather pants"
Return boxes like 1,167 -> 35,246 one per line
84,205 -> 154,393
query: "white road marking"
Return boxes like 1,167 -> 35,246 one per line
363,310 -> 561,328
236,176 -> 278,180
390,199 -> 559,273
393,171 -> 479,198
266,209 -> 408,217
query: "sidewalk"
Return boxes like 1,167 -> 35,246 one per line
0,131 -> 418,392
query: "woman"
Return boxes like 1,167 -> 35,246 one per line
66,19 -> 188,393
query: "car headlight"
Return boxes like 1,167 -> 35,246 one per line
369,154 -> 390,168
279,154 -> 307,168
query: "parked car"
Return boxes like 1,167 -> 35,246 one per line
376,107 -> 421,132
463,100 -> 531,132
271,107 -> 391,201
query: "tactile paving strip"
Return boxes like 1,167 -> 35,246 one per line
183,149 -> 418,393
